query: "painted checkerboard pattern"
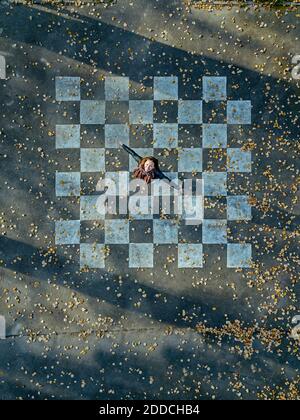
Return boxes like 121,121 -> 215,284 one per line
55,76 -> 252,270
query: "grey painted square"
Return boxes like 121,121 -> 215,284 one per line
227,148 -> 252,172
105,219 -> 129,244
178,244 -> 203,268
56,76 -> 81,101
153,124 -> 178,148
129,100 -> 153,124
80,196 -> 105,221
227,195 -> 251,221
182,195 -> 204,224
178,100 -> 202,124
105,124 -> 129,148
129,195 -> 154,220
80,244 -> 105,269
154,76 -> 178,100
81,148 -> 105,172
56,124 -> 80,149
203,76 -> 227,101
105,77 -> 129,101
178,148 -> 202,172
56,172 -> 80,197
203,124 -> 227,148
129,243 -> 154,268
203,172 -> 227,196
80,100 -> 105,124
105,171 -> 129,196
55,220 -> 81,245
227,243 -> 252,268
153,220 -> 178,244
203,219 -> 227,244
227,100 -> 251,124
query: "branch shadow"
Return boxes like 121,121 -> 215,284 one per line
0,235 -> 244,329
0,329 -> 297,400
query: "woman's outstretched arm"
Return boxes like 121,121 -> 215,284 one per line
156,169 -> 179,191
122,144 -> 142,163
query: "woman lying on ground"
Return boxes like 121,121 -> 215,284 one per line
122,144 -> 175,186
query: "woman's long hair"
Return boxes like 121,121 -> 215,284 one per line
133,157 -> 159,184
139,157 -> 159,171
